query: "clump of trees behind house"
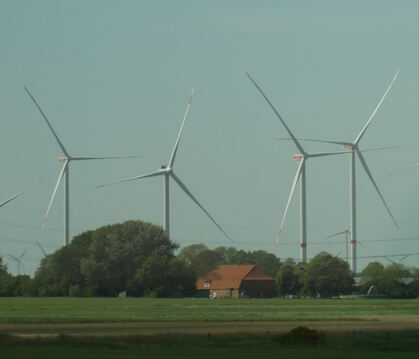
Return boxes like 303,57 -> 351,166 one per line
178,243 -> 281,277
1,220 -> 419,298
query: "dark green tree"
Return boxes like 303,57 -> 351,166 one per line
302,252 -> 354,298
34,220 -> 181,297
360,262 -> 416,298
276,259 -> 300,297
178,244 -> 222,277
128,255 -> 196,297
213,247 -> 281,277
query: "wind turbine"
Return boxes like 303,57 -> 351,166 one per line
97,87 -> 233,242
326,224 -> 366,266
246,73 -> 362,262
25,86 -> 143,246
326,226 -> 351,263
8,251 -> 26,275
275,70 -> 400,273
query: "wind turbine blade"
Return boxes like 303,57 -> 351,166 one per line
308,150 -> 358,158
35,241 -> 47,257
0,181 -> 42,208
383,163 -> 419,178
170,173 -> 234,242
7,254 -> 19,262
275,138 -> 351,146
24,86 -> 70,157
72,155 -> 146,161
358,240 -> 367,248
96,170 -> 162,189
279,158 -> 305,236
383,256 -> 396,264
246,73 -> 306,155
0,187 -> 31,208
308,146 -> 399,159
357,152 -> 399,228
168,87 -> 196,168
354,69 -> 400,145
43,161 -> 68,230
325,231 -> 347,239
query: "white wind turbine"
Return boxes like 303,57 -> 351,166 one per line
247,73 -> 364,262
275,70 -> 400,273
97,87 -> 233,242
25,86 -> 143,246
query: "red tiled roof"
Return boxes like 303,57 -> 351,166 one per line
196,265 -> 275,290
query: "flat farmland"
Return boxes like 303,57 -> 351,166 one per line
1,297 -> 419,324
0,298 -> 419,337
2,298 -> 419,358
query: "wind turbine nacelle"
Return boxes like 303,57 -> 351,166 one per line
293,154 -> 304,160
343,145 -> 353,149
57,157 -> 69,163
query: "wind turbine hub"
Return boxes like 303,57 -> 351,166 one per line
350,240 -> 356,244
300,243 -> 307,248
58,157 -> 69,163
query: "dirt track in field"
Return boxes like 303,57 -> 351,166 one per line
1,315 -> 419,337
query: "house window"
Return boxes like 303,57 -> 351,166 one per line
204,280 -> 211,287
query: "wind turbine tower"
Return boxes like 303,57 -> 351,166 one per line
25,87 -> 143,246
98,87 -> 233,243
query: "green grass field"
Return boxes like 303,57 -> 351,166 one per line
2,331 -> 419,359
2,298 -> 419,358
0,297 -> 418,324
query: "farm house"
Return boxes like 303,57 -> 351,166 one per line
196,265 -> 276,298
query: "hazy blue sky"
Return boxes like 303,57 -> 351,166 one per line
2,0 -> 419,275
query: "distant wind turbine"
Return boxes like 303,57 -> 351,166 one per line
35,240 -> 48,258
383,254 -> 410,264
246,73 -> 363,262
97,87 -> 233,242
326,224 -> 365,266
25,86 -> 144,246
274,69 -> 400,272
8,251 -> 26,275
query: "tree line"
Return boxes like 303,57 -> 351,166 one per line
1,220 -> 419,298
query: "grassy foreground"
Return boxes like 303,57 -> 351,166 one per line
0,297 -> 419,324
1,330 -> 419,359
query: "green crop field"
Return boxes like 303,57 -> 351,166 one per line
2,298 -> 419,358
0,297 -> 419,324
